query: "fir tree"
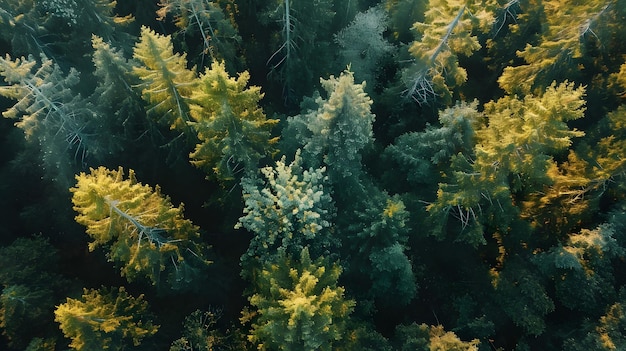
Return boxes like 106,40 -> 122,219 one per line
236,149 -> 336,275
70,166 -> 211,290
334,6 -> 395,91
188,60 -> 279,183
157,0 -> 241,69
54,286 -> 158,351
0,54 -> 98,184
133,26 -> 197,133
247,248 -> 354,351
403,0 -> 494,105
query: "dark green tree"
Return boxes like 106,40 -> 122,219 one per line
157,0 -> 241,69
0,54 -> 98,184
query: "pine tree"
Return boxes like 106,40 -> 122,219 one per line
54,286 -> 158,351
334,6 -> 395,91
133,26 -> 197,133
283,68 -> 374,198
157,0 -> 241,69
0,54 -> 97,183
498,0 -> 618,94
403,0 -> 494,105
263,0 -> 335,104
70,166 -> 211,290
188,60 -> 279,182
236,149 -> 336,275
247,248 -> 354,351
90,35 -> 146,154
428,82 -> 586,245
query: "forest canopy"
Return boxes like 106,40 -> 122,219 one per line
1,0 -> 626,350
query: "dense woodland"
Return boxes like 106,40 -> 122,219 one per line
1,0 -> 626,350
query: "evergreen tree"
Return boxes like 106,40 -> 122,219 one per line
89,35 -> 146,155
237,149 -> 337,275
70,166 -> 211,290
0,54 -> 98,184
283,67 -> 374,198
0,237 -> 64,349
133,26 -> 197,133
498,0 -> 620,94
334,6 -> 395,92
247,248 -> 354,351
402,0 -> 494,105
188,60 -> 279,183
54,286 -> 158,351
157,0 -> 241,69
262,0 -> 336,105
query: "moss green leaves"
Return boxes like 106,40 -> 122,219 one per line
70,166 -> 210,290
54,286 -> 158,351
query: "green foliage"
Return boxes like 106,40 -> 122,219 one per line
334,6 -> 395,90
263,0 -> 335,102
90,35 -> 146,152
403,0 -> 493,104
247,248 -> 355,351
562,289 -> 626,350
70,166 -> 211,290
428,82 -> 586,245
383,100 -> 482,190
491,256 -> 555,336
237,149 -> 336,274
392,322 -> 480,351
0,236 -> 60,287
0,54 -> 96,182
344,192 -> 416,306
534,224 -> 623,313
24,337 -> 56,351
188,60 -> 279,182
54,286 -> 158,351
133,26 -> 197,132
0,237 -> 64,349
284,68 -> 374,195
157,0 -> 241,69
0,285 -> 54,349
498,0 -> 619,94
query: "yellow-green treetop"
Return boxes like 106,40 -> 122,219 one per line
428,82 -> 586,245
247,248 -> 355,351
133,25 -> 197,131
54,286 -> 158,351
404,0 -> 494,104
70,166 -> 210,289
498,0 -> 615,94
188,60 -> 278,182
